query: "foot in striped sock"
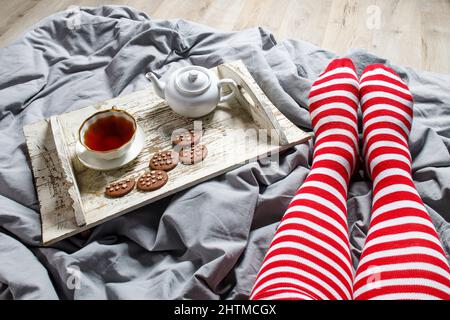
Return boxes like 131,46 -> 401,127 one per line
354,64 -> 450,300
250,58 -> 359,300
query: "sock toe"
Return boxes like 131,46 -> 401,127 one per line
324,58 -> 357,73
361,63 -> 400,77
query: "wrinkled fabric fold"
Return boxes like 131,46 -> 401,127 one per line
0,5 -> 449,299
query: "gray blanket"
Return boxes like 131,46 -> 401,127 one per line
0,6 -> 449,300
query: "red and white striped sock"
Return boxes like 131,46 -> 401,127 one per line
353,64 -> 450,300
250,58 -> 359,300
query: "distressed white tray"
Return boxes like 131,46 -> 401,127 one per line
23,60 -> 311,245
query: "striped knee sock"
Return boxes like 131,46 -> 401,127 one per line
353,64 -> 450,300
250,58 -> 359,300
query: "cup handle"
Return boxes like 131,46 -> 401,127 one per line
218,79 -> 239,103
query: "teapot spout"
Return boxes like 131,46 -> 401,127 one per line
145,72 -> 166,99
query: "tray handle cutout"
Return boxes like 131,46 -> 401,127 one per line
217,62 -> 289,145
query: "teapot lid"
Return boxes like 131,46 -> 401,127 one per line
175,66 -> 211,96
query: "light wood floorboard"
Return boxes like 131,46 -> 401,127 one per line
0,0 -> 449,73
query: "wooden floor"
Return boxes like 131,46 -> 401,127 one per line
0,0 -> 449,73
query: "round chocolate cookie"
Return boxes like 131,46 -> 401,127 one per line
172,129 -> 202,147
179,144 -> 208,165
137,170 -> 168,191
105,178 -> 135,198
149,150 -> 179,171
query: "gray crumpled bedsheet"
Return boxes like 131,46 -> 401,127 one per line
0,6 -> 449,300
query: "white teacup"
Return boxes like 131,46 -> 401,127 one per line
78,107 -> 137,161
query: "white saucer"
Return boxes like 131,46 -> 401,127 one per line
76,125 -> 146,171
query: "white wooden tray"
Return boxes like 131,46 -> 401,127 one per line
23,60 -> 311,245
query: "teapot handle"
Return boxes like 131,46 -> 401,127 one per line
218,79 -> 239,103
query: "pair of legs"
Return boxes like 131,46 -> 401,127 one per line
250,59 -> 450,300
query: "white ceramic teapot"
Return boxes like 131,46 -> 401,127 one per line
145,65 -> 239,118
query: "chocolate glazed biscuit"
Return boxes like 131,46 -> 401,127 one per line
179,144 -> 208,165
149,150 -> 179,171
137,170 -> 168,191
105,178 -> 135,198
172,129 -> 202,147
